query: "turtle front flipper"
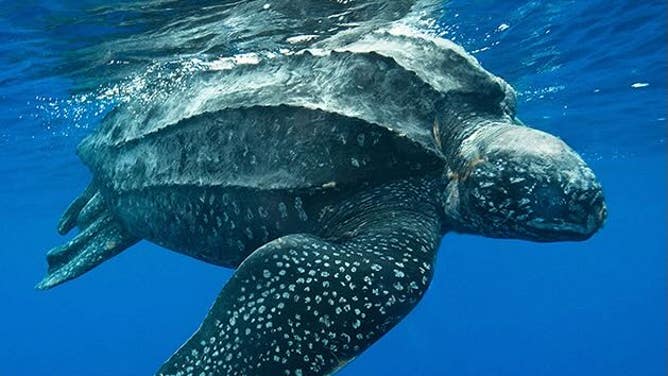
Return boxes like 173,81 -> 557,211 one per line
37,186 -> 138,290
157,209 -> 442,376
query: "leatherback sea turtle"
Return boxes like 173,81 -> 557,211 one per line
38,25 -> 606,376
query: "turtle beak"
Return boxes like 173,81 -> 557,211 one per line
524,170 -> 607,241
513,128 -> 607,241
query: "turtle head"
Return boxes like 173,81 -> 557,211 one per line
442,124 -> 607,242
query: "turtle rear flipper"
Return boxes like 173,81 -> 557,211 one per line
37,188 -> 138,290
56,182 -> 97,235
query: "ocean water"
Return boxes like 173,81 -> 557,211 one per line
0,0 -> 665,375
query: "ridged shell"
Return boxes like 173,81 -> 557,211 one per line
79,25 -> 515,193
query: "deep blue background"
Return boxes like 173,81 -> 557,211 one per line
0,1 -> 666,375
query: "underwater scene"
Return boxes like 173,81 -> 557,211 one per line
0,0 -> 665,375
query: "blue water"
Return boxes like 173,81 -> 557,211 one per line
0,1 -> 665,375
